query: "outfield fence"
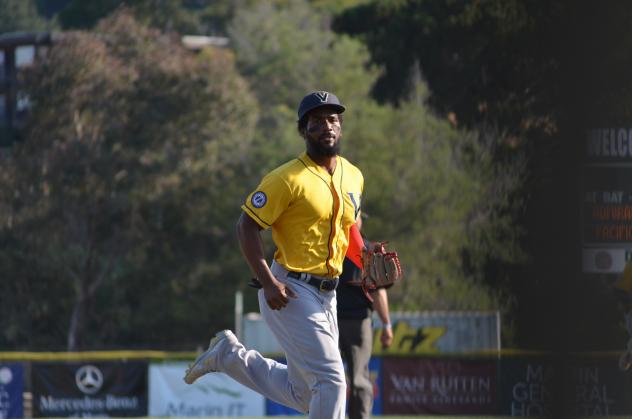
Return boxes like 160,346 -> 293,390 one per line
1,349 -> 631,418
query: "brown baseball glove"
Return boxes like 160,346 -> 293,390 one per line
362,241 -> 403,289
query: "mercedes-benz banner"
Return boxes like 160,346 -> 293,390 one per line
31,361 -> 147,417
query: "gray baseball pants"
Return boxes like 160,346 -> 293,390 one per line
339,316 -> 374,419
215,261 -> 347,419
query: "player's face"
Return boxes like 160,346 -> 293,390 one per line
304,108 -> 342,157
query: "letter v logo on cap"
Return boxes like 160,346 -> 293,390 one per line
315,91 -> 329,102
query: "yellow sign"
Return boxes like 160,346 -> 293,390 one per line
614,261 -> 632,295
372,321 -> 446,355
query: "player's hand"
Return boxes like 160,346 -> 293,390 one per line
263,279 -> 298,310
381,325 -> 393,349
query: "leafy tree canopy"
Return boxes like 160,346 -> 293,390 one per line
51,0 -> 234,34
230,0 -> 523,319
335,0 -> 632,349
0,8 -> 258,350
1,0 -> 533,350
0,0 -> 49,32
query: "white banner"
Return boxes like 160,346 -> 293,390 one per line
244,311 -> 500,354
148,362 -> 264,417
582,247 -> 631,273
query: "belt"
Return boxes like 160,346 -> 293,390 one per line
287,271 -> 339,292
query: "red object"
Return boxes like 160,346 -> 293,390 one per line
347,223 -> 364,269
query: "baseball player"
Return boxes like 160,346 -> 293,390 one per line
183,91 -> 363,419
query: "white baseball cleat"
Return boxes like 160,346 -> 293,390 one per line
183,330 -> 236,384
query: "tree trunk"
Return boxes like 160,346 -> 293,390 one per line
67,293 -> 86,351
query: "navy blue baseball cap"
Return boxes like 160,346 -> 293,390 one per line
297,91 -> 346,121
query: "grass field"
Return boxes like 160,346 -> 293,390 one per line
180,416 -> 632,419
132,415 -> 632,419
140,415 -> 632,419
208,417 -> 632,419
85,416 -> 632,419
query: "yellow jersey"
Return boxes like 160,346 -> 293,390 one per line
242,152 -> 364,278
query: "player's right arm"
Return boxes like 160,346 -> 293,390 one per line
236,212 -> 297,310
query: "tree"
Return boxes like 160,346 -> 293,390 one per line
334,0 -> 632,350
55,0 -> 235,34
0,0 -> 49,32
343,84 -> 524,313
229,0 -> 517,317
0,9 -> 258,350
229,0 -> 380,174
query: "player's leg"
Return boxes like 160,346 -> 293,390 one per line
183,326 -> 309,412
339,316 -> 373,419
264,262 -> 346,418
207,276 -> 346,416
191,278 -> 337,414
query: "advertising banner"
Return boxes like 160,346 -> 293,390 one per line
582,247 -> 630,273
0,363 -> 24,419
582,128 -> 632,273
244,311 -> 500,356
264,356 -> 303,416
372,312 -> 500,355
564,355 -> 632,416
499,356 -> 555,416
382,357 -> 497,415
367,356 -> 383,415
149,362 -> 264,417
265,398 -> 303,416
265,357 -> 383,416
31,361 -> 147,417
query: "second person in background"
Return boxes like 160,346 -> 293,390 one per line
337,217 -> 393,419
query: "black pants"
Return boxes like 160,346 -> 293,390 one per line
338,316 -> 373,419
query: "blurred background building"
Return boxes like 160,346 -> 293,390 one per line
0,31 -> 55,147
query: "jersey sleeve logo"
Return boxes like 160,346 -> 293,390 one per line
251,191 -> 267,208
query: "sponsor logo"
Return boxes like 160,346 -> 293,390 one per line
251,191 -> 267,208
373,322 -> 446,354
39,394 -> 139,412
595,250 -> 613,270
165,401 -> 247,416
315,91 -> 329,102
194,383 -> 241,398
0,367 -> 12,385
75,365 -> 103,395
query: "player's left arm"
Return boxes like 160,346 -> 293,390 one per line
372,287 -> 393,348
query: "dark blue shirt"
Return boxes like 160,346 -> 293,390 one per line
336,257 -> 373,319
